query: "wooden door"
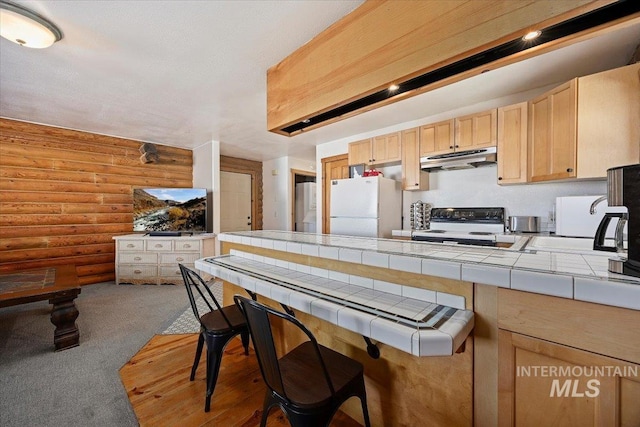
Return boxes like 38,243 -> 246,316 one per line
529,80 -> 577,182
497,102 -> 528,184
220,171 -> 252,232
498,331 -> 640,427
321,154 -> 349,234
401,127 -> 428,190
420,119 -> 455,156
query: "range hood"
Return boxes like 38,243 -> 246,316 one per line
420,147 -> 497,171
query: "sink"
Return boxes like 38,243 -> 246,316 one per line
525,235 -> 625,256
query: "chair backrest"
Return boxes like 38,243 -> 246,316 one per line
179,264 -> 233,329
234,295 -> 336,403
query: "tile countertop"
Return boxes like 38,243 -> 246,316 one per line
217,231 -> 640,312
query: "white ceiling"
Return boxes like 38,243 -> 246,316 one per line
1,1 -> 639,162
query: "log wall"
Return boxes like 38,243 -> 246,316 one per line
0,119 -> 193,285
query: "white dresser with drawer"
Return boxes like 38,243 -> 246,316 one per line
113,234 -> 216,285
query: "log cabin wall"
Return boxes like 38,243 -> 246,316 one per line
0,118 -> 194,285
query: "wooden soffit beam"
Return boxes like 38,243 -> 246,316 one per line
266,0 -> 621,136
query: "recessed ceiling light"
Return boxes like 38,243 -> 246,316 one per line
522,30 -> 542,41
0,0 -> 63,48
388,84 -> 400,92
302,119 -> 311,124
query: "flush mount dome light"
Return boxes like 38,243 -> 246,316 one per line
0,0 -> 62,48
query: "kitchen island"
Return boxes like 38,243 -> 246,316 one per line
196,231 -> 640,426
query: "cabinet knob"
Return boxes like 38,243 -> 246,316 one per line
567,168 -> 573,173
498,177 -> 503,181
449,146 -> 453,149
415,183 -> 419,186
455,145 -> 459,148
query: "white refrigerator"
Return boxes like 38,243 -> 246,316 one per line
329,176 -> 402,238
295,182 -> 317,232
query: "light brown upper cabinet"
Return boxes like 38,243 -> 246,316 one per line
528,80 -> 577,182
497,102 -> 528,184
455,109 -> 497,151
576,62 -> 640,178
347,138 -> 373,165
529,63 -> 640,182
419,110 -> 496,157
419,119 -> 455,156
348,132 -> 401,166
401,127 -> 429,191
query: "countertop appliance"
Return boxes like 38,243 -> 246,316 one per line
596,164 -> 640,278
420,147 -> 496,171
411,207 -> 505,246
508,216 -> 540,233
555,195 -> 624,238
329,176 -> 402,238
295,182 -> 316,233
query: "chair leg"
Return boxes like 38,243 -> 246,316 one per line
360,395 -> 371,427
260,392 -> 277,427
240,330 -> 250,355
190,333 -> 205,381
204,339 -> 228,412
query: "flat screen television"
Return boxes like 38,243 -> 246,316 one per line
133,188 -> 207,234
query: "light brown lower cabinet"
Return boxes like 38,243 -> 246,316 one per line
498,330 -> 640,427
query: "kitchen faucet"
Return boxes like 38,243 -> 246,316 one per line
589,195 -> 607,214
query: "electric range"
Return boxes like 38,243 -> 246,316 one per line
411,207 -> 506,247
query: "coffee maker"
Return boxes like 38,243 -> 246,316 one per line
593,164 -> 640,278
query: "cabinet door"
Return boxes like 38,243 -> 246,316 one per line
455,109 -> 497,150
498,331 -> 640,427
419,119 -> 454,156
401,127 -> 429,191
576,63 -> 640,178
528,80 -> 577,182
497,102 -> 528,184
372,132 -> 402,164
348,139 -> 372,165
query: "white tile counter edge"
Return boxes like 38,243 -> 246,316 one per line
218,231 -> 640,311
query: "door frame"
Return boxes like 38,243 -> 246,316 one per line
220,155 -> 263,230
290,168 -> 317,231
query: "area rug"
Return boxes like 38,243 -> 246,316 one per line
161,280 -> 223,334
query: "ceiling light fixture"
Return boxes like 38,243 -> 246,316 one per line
389,84 -> 400,92
522,30 -> 542,41
0,0 -> 63,48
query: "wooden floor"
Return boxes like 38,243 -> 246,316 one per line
119,334 -> 363,427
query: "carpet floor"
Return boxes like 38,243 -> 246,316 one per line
0,280 -> 209,427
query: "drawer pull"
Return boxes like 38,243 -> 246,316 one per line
127,244 -> 135,248
184,244 -> 191,248
176,257 -> 184,262
155,244 -> 163,248
134,270 -> 142,274
134,257 -> 142,261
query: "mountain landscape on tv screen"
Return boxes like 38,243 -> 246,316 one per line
133,189 -> 206,231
